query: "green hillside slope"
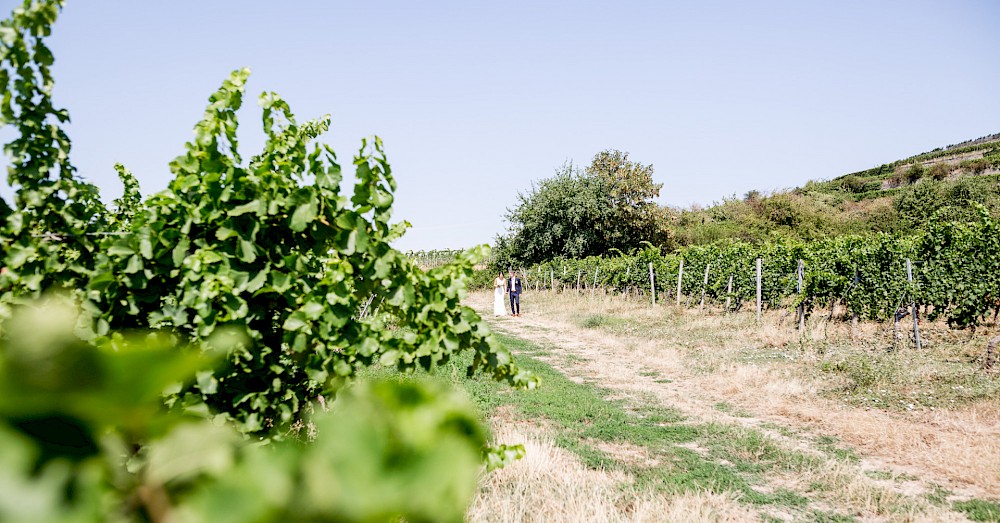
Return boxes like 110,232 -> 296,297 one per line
674,133 -> 1000,246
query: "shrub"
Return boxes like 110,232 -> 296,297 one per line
928,162 -> 953,181
905,164 -> 926,183
839,175 -> 867,193
961,158 -> 991,174
893,182 -> 943,223
889,163 -> 926,187
761,193 -> 800,227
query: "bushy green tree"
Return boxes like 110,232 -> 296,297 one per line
586,149 -> 672,250
500,163 -> 606,267
498,151 -> 671,267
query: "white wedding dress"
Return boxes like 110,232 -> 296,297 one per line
493,278 -> 507,316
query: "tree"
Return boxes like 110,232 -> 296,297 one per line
499,162 -> 605,267
586,150 -> 671,250
497,151 -> 671,267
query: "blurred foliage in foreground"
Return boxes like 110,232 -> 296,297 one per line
0,298 -> 486,523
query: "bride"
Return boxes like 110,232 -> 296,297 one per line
493,271 -> 507,316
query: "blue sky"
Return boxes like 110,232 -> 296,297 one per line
2,1 -> 998,250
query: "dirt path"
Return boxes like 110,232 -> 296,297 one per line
467,291 -> 999,519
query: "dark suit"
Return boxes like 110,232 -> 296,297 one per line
506,276 -> 522,314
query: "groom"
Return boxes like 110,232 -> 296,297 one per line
507,270 -> 523,317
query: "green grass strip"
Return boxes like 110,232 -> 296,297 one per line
439,333 -> 821,508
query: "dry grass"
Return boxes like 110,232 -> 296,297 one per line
793,463 -> 969,522
468,422 -> 761,523
466,289 -> 1000,516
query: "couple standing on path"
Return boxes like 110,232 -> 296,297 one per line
493,270 -> 523,317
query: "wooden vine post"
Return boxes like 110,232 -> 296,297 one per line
756,258 -> 762,322
676,259 -> 684,306
906,259 -> 922,350
796,259 -> 805,330
851,269 -> 860,332
648,262 -> 656,306
725,274 -> 733,315
699,263 -> 710,311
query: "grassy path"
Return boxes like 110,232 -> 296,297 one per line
462,291 -> 1000,522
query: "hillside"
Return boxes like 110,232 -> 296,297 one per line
811,132 -> 1000,200
673,133 -> 1000,246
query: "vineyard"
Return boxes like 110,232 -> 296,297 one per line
521,207 -> 1000,335
405,248 -> 491,269
4,2 -> 1000,522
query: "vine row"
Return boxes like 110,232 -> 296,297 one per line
523,208 -> 1000,328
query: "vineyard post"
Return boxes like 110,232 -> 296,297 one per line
676,259 -> 684,306
906,259 -> 923,350
796,259 -> 805,330
851,269 -> 859,332
550,269 -> 554,293
592,266 -> 599,297
892,301 -> 901,346
649,262 -> 656,306
756,258 -> 762,322
699,263 -> 710,311
725,274 -> 733,316
625,265 -> 631,296
359,294 -> 376,319
576,270 -> 581,292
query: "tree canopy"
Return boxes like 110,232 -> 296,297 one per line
496,150 -> 671,268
